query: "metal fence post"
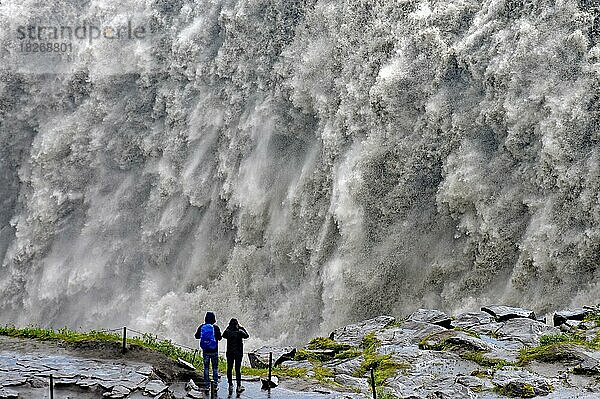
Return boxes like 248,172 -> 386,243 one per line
122,327 -> 127,354
268,352 -> 273,390
370,367 -> 377,399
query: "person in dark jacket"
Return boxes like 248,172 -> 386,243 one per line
194,312 -> 222,391
222,318 -> 249,393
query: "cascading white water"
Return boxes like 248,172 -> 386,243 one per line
0,0 -> 599,346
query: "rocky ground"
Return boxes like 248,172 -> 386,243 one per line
0,336 -> 359,399
1,304 -> 599,399
262,305 -> 600,398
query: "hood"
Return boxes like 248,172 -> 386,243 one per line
204,311 -> 216,324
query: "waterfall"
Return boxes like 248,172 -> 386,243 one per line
0,0 -> 599,346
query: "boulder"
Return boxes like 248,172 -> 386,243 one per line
102,385 -> 131,399
248,346 -> 296,368
407,309 -> 452,329
329,316 -> 395,346
187,390 -> 203,399
553,308 -> 594,327
177,358 -> 195,370
451,312 -> 494,329
583,327 -> 600,343
455,375 -> 494,392
481,305 -> 536,321
185,379 -> 198,391
579,320 -> 597,330
467,322 -> 504,337
135,366 -> 153,376
76,378 -> 98,389
278,360 -> 313,370
144,379 -> 168,396
260,375 -> 279,389
54,378 -> 78,387
323,356 -> 364,376
0,389 -> 18,399
492,369 -> 552,397
419,330 -> 493,353
28,376 -> 48,388
573,349 -> 600,375
331,394 -> 371,399
333,374 -> 370,392
376,321 -> 446,346
495,318 -> 560,346
388,376 -> 474,399
0,376 -> 27,387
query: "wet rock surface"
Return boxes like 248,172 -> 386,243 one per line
481,305 -> 536,322
0,337 -> 355,399
495,318 -> 560,346
248,346 -> 296,368
407,309 -> 452,329
553,307 -> 598,327
2,304 -> 599,398
419,330 -> 493,353
322,305 -> 600,398
328,316 -> 395,346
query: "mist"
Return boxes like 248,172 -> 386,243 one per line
0,0 -> 599,347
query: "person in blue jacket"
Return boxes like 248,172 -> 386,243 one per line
195,312 -> 222,391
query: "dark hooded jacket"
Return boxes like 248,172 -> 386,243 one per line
194,312 -> 222,353
222,318 -> 249,357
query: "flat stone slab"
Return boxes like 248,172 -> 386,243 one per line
279,360 -> 314,370
553,309 -> 594,327
451,312 -> 495,329
329,316 -> 395,346
466,322 -> 504,337
177,358 -> 195,370
144,379 -> 168,396
573,349 -> 600,375
481,305 -> 536,321
388,375 -> 474,399
248,346 -> 296,368
455,375 -> 494,391
323,356 -> 363,376
495,318 -> 560,346
492,368 -> 552,397
419,330 -> 493,353
333,374 -> 369,392
0,388 -> 18,399
103,385 -> 131,398
407,309 -> 452,328
187,389 -> 203,398
376,321 -> 446,346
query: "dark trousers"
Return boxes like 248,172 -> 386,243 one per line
226,353 -> 243,385
203,352 -> 219,388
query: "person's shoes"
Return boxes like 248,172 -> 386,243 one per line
228,383 -> 234,393
236,384 -> 245,393
211,382 -> 218,391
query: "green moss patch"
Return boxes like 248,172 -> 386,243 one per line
0,326 -> 308,379
353,333 -> 408,385
461,351 -> 516,369
295,337 -> 360,362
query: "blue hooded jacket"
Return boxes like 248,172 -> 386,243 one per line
194,311 -> 222,353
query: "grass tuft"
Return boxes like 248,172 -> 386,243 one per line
353,333 -> 408,385
0,326 -> 307,379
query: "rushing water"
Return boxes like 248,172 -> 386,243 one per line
0,0 -> 599,345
